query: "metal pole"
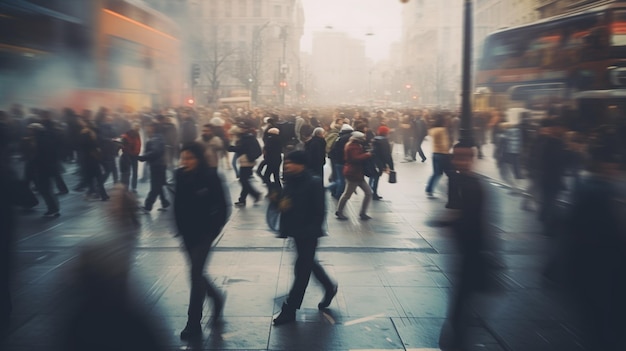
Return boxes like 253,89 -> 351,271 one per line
458,0 -> 474,147
446,0 -> 474,210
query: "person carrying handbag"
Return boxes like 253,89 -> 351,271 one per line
369,126 -> 395,200
335,132 -> 373,220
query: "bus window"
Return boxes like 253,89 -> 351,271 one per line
611,10 -> 626,46
481,34 -> 528,70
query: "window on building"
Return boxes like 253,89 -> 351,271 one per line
253,1 -> 261,17
224,25 -> 232,40
239,25 -> 246,38
274,5 -> 281,18
238,0 -> 247,17
224,0 -> 232,17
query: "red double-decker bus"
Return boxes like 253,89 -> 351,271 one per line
0,0 -> 183,111
475,0 -> 626,130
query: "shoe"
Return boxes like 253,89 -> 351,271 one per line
421,158 -> 427,163
335,212 -> 348,220
359,214 -> 372,220
273,303 -> 296,325
253,195 -> 261,205
234,201 -> 246,207
318,285 -> 338,309
372,194 -> 382,201
179,323 -> 202,340
101,195 -> 110,201
141,206 -> 151,213
162,200 -> 171,209
43,210 -> 60,218
426,192 -> 435,199
213,293 -> 225,319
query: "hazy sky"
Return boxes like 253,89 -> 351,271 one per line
300,0 -> 405,62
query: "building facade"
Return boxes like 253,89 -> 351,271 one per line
145,0 -> 304,106
309,31 -> 368,105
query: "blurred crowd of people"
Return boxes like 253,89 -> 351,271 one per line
1,101 -> 626,349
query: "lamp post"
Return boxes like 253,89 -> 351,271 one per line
458,0 -> 474,148
400,0 -> 474,145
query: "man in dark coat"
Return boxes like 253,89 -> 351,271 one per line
439,144 -> 494,350
327,124 -> 354,199
261,128 -> 283,190
272,151 -> 337,325
138,122 -> 169,212
29,123 -> 62,216
174,142 -> 228,339
304,127 -> 326,178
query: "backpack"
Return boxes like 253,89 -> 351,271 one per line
276,121 -> 297,148
246,137 -> 263,161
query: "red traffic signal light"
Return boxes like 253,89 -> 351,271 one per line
186,97 -> 195,105
279,81 -> 287,87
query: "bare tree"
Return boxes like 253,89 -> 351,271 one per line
200,32 -> 238,105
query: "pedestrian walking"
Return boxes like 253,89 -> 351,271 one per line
228,121 -> 262,207
439,144 -> 495,350
304,127 -> 326,178
119,123 -> 142,192
327,124 -> 353,199
174,142 -> 229,339
425,114 -> 452,198
28,123 -> 62,216
370,125 -> 394,200
138,122 -> 169,212
272,150 -> 338,325
335,131 -> 373,220
260,127 -> 283,191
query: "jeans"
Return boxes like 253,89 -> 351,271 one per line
368,174 -> 380,195
425,153 -> 451,194
329,164 -> 345,199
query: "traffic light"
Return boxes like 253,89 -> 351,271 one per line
279,81 -> 287,88
191,64 -> 200,85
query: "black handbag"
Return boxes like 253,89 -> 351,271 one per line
388,170 -> 397,184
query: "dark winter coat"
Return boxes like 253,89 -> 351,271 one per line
174,167 -> 228,246
328,131 -> 352,164
263,134 -> 283,166
372,136 -> 394,173
278,170 -> 325,239
305,136 -> 326,176
141,134 -> 165,167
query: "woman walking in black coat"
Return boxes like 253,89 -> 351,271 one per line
174,142 -> 229,340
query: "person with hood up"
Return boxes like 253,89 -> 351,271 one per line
335,131 -> 373,220
327,124 -> 354,199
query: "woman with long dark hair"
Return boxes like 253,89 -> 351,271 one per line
174,142 -> 229,340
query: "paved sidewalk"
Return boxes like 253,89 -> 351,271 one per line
2,149 -> 586,351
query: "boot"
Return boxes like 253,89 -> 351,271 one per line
180,322 -> 202,340
318,284 -> 338,309
273,302 -> 296,325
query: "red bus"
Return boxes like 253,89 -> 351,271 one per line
475,0 -> 626,130
0,0 -> 182,111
